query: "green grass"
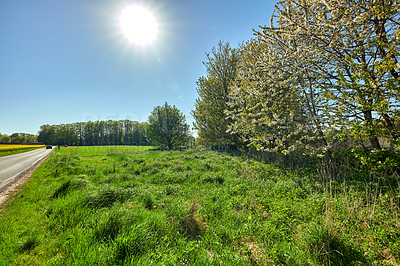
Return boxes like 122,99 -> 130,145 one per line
0,146 -> 399,265
61,145 -> 153,156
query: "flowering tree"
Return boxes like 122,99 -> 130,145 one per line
256,0 -> 400,149
226,40 -> 314,154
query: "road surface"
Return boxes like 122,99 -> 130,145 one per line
0,147 -> 53,190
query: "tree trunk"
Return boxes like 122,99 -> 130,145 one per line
363,110 -> 381,150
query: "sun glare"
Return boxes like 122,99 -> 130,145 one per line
119,5 -> 159,46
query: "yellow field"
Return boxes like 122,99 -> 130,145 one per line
0,144 -> 45,152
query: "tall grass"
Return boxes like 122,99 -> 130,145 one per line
0,146 -> 398,264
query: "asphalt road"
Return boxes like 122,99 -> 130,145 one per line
0,147 -> 53,189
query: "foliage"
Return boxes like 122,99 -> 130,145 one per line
38,120 -> 148,146
351,147 -> 400,175
146,102 -> 191,149
227,40 -> 315,154
0,147 -> 399,264
1,135 -> 11,144
0,133 -> 37,144
192,41 -> 241,146
202,0 -> 400,157
255,0 -> 400,150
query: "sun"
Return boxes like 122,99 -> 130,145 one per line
119,5 -> 159,46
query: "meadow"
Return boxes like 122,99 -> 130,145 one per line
0,146 -> 399,265
0,144 -> 46,157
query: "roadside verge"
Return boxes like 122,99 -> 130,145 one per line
0,150 -> 53,206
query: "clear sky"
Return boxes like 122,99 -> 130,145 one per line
0,0 -> 278,135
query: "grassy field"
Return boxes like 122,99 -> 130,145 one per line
0,144 -> 46,157
0,146 -> 399,265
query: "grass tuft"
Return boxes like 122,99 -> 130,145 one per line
93,210 -> 124,242
170,199 -> 205,241
142,194 -> 154,210
84,186 -> 132,209
51,179 -> 87,198
299,222 -> 366,265
18,235 -> 39,253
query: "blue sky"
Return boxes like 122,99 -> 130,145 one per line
0,0 -> 278,135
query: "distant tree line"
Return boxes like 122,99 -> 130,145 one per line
0,133 -> 38,144
37,104 -> 194,149
193,0 -> 400,157
38,120 -> 149,146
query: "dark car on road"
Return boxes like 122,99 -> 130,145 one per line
46,145 -> 52,149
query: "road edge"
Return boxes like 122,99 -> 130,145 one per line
0,149 -> 53,206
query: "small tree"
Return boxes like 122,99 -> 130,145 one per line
146,102 -> 190,149
192,41 -> 240,146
